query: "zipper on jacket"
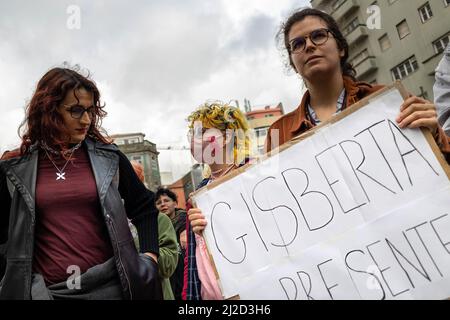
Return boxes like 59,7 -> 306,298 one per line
27,212 -> 36,299
106,213 -> 133,300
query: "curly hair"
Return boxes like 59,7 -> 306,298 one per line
187,101 -> 251,167
17,67 -> 110,155
155,187 -> 178,203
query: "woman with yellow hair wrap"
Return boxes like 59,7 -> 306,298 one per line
188,101 -> 251,176
184,101 -> 252,300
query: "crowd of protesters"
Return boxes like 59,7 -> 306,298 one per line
0,8 -> 449,300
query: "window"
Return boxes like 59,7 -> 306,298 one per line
132,156 -> 142,164
343,18 -> 360,36
391,56 -> 419,81
433,33 -> 450,54
257,145 -> 265,155
379,34 -> 391,51
255,127 -> 269,138
151,160 -> 159,178
332,0 -> 346,11
418,2 -> 433,23
396,20 -> 410,39
351,49 -> 369,66
264,114 -> 274,118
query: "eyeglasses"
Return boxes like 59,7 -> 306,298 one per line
187,127 -> 223,143
289,28 -> 333,54
63,104 -> 96,120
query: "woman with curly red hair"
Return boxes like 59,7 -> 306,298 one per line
0,67 -> 162,300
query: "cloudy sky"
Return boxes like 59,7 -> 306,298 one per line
0,0 -> 309,179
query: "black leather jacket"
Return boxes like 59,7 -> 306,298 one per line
0,139 -> 162,300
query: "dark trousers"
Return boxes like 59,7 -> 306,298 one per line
31,258 -> 123,300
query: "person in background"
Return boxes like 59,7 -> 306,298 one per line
155,188 -> 187,300
434,43 -> 450,137
131,161 -> 178,300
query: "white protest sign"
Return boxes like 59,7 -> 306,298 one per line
193,86 -> 450,300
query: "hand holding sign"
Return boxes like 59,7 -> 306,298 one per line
397,96 -> 438,135
193,84 -> 450,300
188,208 -> 207,235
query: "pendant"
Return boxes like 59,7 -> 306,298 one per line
56,172 -> 66,181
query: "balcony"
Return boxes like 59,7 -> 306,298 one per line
332,0 -> 359,21
346,25 -> 368,46
310,0 -> 326,8
354,57 -> 377,78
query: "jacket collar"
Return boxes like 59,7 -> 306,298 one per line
0,138 -> 119,213
289,76 -> 361,134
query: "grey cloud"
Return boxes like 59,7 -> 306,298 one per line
0,0 -> 308,153
225,13 -> 277,54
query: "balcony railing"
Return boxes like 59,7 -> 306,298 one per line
332,0 -> 359,21
354,57 -> 377,78
346,25 -> 369,46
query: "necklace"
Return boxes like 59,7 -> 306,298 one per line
44,148 -> 77,181
40,141 -> 82,157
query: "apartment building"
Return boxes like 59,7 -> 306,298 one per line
311,0 -> 450,99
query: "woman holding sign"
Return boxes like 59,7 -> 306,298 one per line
184,102 -> 251,300
265,8 -> 450,162
187,8 -> 450,300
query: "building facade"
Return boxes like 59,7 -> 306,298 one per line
111,133 -> 162,191
246,103 -> 284,154
311,0 -> 450,100
167,164 -> 204,209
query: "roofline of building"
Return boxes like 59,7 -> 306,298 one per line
111,133 -> 145,138
246,107 -> 283,117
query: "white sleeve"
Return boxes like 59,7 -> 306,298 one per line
434,44 -> 450,136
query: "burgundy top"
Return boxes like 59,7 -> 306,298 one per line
33,146 -> 114,285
